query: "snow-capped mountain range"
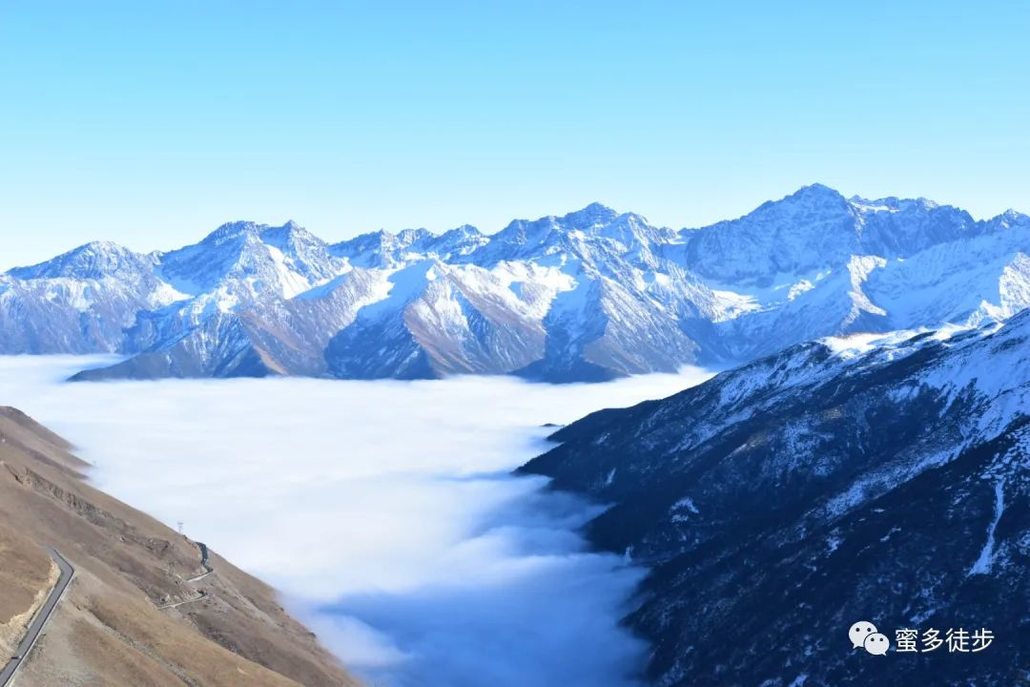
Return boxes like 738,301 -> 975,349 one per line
521,309 -> 1030,685
1,184 -> 1028,382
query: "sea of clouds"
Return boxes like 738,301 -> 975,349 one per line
0,356 -> 711,687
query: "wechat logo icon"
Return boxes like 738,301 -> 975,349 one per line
850,620 -> 890,655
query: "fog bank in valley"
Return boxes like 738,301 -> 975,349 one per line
0,356 -> 711,687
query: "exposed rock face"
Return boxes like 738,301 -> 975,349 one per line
1,186 -> 1028,382
520,310 -> 1030,686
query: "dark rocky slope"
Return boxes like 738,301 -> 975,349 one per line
521,311 -> 1030,686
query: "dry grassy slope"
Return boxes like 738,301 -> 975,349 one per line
0,525 -> 57,654
0,407 -> 361,687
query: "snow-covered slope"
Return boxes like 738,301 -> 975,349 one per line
2,185 -> 1028,381
521,310 -> 1030,685
0,242 -> 182,354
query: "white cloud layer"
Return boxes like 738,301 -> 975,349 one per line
0,356 -> 711,687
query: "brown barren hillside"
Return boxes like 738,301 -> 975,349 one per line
0,406 -> 361,687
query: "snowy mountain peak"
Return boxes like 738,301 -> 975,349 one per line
195,219 -> 307,245
185,220 -> 310,250
156,219 -> 342,299
430,224 -> 488,259
7,240 -> 151,280
681,184 -> 997,283
329,227 -> 438,269
719,183 -> 855,234
259,220 -> 325,250
475,203 -> 642,266
850,195 -> 931,213
3,186 -> 1028,381
560,202 -> 621,228
396,228 -> 433,244
992,209 -> 1030,229
781,182 -> 849,207
684,185 -> 855,282
202,220 -> 265,243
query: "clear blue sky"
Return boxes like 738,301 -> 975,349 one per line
1,1 -> 1028,269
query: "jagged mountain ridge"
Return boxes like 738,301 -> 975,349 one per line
1,185 -> 1028,381
519,309 -> 1030,686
